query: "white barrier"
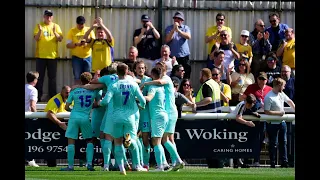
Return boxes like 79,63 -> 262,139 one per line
25,111 -> 295,123
36,104 -> 294,113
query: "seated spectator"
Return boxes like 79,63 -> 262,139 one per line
178,79 -> 195,103
262,52 -> 281,87
235,30 -> 253,69
172,79 -> 196,118
229,59 -> 255,106
152,45 -> 178,76
281,65 -> 295,105
170,64 -> 185,85
123,46 -> 139,73
210,50 -> 229,84
276,28 -> 295,77
211,68 -> 231,107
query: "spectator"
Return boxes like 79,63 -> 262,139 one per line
25,71 -> 39,112
233,94 -> 258,127
210,30 -> 240,73
235,30 -> 253,70
229,59 -> 255,106
265,13 -> 289,52
264,78 -> 295,168
281,65 -> 295,105
211,68 -> 231,107
210,50 -> 230,84
262,52 -> 281,87
34,9 -> 63,101
276,28 -> 295,77
165,11 -> 192,79
133,14 -> 161,74
241,71 -> 272,167
44,85 -> 71,130
124,46 -> 139,73
83,17 -> 114,77
66,16 -> 95,85
173,79 -> 196,118
178,79 -> 195,104
44,85 -> 71,167
231,94 -> 260,168
25,71 -> 40,167
195,68 -> 221,113
153,45 -> 178,76
170,64 -> 185,85
205,13 -> 232,68
249,19 -> 272,78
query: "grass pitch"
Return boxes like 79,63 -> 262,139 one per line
25,166 -> 295,180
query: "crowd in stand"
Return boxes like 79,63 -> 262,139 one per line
25,9 -> 295,169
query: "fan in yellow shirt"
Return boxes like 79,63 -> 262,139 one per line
205,13 -> 232,55
33,10 -> 63,101
66,16 -> 96,84
44,85 -> 71,130
83,17 -> 114,74
277,28 -> 295,76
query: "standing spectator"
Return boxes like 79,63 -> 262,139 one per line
211,68 -> 231,107
195,68 -> 221,113
229,59 -> 255,106
205,13 -> 232,68
170,64 -> 185,85
264,78 -> 295,168
152,45 -> 178,76
210,30 -> 240,73
235,30 -> 253,70
34,10 -> 63,101
25,71 -> 40,167
165,11 -> 192,79
277,28 -> 295,77
133,14 -> 161,74
262,52 -> 281,87
66,16 -> 95,85
83,17 -> 114,76
265,13 -> 289,52
281,65 -> 295,104
241,71 -> 272,167
124,46 -> 139,72
249,19 -> 272,78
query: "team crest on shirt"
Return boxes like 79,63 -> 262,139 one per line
43,31 -> 49,37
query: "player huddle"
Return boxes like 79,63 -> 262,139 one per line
61,60 -> 185,175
